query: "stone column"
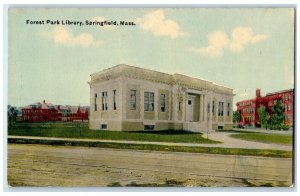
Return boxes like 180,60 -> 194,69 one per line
140,89 -> 144,120
155,89 -> 158,121
215,99 -> 219,122
209,97 -> 213,131
173,88 -> 177,121
185,92 -> 188,122
169,90 -> 172,121
199,95 -> 202,122
203,95 -> 207,122
121,81 -> 127,121
223,101 -> 225,123
230,101 -> 233,122
200,94 -> 204,122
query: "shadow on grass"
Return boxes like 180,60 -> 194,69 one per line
216,129 -> 254,134
124,130 -> 198,135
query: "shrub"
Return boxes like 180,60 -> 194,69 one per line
282,125 -> 290,131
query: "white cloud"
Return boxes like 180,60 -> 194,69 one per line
191,27 -> 268,57
190,31 -> 229,57
137,9 -> 188,39
229,27 -> 268,52
38,26 -> 103,47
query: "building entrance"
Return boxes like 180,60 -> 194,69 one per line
187,96 -> 195,122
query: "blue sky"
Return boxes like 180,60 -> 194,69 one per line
8,8 -> 294,108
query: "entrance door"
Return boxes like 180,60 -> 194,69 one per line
186,97 -> 194,122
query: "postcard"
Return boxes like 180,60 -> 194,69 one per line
7,7 -> 294,187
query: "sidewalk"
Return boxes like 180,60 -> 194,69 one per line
8,134 -> 293,151
203,131 -> 292,151
232,128 -> 293,135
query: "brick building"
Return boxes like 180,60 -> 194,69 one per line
22,100 -> 60,122
22,100 -> 89,123
236,89 -> 294,127
59,105 -> 89,122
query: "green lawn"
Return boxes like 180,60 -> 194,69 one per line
230,133 -> 293,145
8,138 -> 292,158
8,123 -> 220,144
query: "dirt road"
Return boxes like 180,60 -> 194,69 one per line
7,144 -> 293,187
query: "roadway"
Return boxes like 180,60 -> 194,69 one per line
7,144 -> 293,187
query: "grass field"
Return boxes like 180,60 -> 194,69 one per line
230,132 -> 293,145
8,123 -> 220,144
8,138 -> 292,158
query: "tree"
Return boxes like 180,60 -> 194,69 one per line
269,100 -> 286,130
233,111 -> 240,127
8,105 -> 18,127
258,105 -> 269,129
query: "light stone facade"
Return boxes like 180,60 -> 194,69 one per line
89,64 -> 234,132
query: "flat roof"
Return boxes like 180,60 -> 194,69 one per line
266,89 -> 294,96
90,64 -> 234,95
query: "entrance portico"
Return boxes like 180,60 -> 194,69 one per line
183,89 -> 212,132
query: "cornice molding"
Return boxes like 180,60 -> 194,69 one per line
91,64 -> 234,96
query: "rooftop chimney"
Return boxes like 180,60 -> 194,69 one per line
256,89 -> 261,98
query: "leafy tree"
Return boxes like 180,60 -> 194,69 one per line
8,105 -> 18,127
268,100 -> 286,130
233,111 -> 240,127
258,105 -> 269,129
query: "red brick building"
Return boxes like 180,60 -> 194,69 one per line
22,100 -> 60,122
59,105 -> 89,122
22,100 -> 89,123
236,89 -> 294,127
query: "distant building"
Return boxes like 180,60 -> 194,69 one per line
67,105 -> 89,122
236,89 -> 294,127
22,100 -> 60,122
89,64 -> 234,132
59,105 -> 71,122
21,100 -> 89,123
58,105 -> 88,122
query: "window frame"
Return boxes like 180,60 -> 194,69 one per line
94,93 -> 97,111
218,102 -> 224,116
144,92 -> 155,112
160,94 -> 166,112
113,90 -> 117,110
102,91 -> 108,111
130,90 -> 137,110
227,102 -> 230,116
212,101 -> 215,116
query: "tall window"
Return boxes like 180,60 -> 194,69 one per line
227,103 -> 230,116
218,102 -> 224,116
130,90 -> 136,110
144,92 -> 154,111
102,91 -> 108,111
113,90 -> 117,110
161,94 -> 166,112
94,93 -> 97,111
212,101 -> 215,115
